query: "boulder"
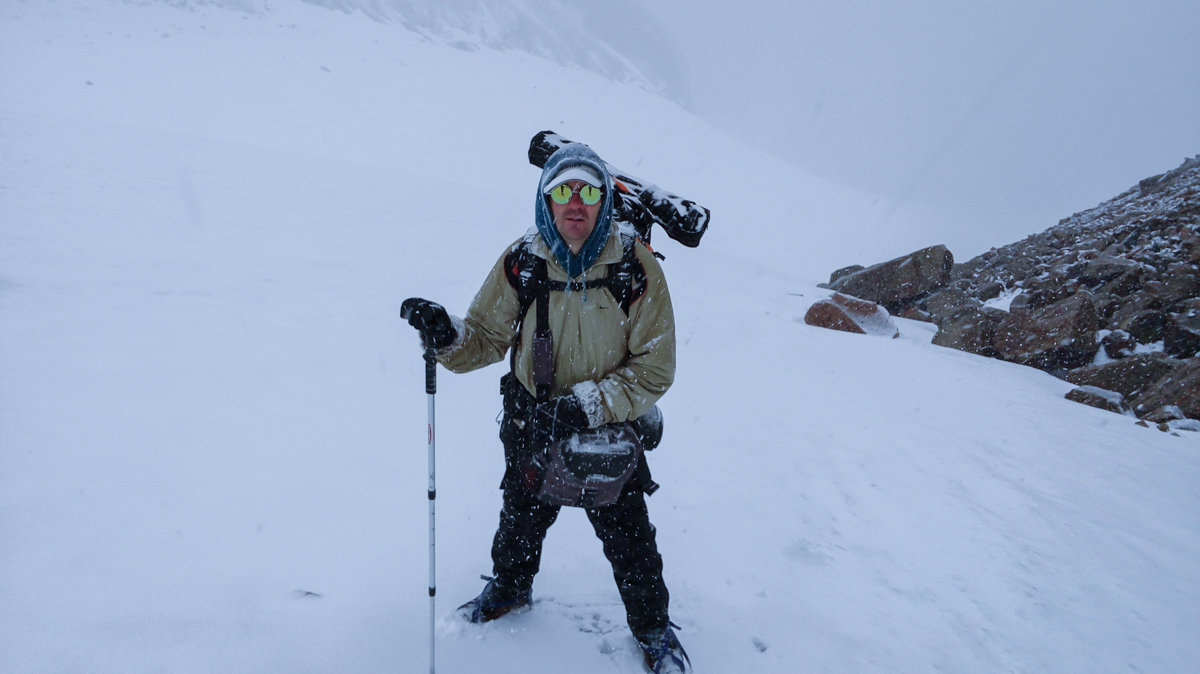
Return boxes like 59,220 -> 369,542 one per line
804,293 -> 899,338
1175,298 -> 1200,314
1132,357 -> 1200,420
976,280 -> 1005,302
1100,329 -> 1137,359
1101,266 -> 1145,297
828,264 -> 864,285
923,286 -> 981,324
1015,273 -> 1082,311
824,245 -> 953,308
1104,288 -> 1168,332
995,291 -> 1099,371
1065,386 -> 1129,415
1120,310 -> 1168,344
1162,311 -> 1200,358
1160,262 -> 1199,301
1078,255 -> 1142,288
1064,352 -> 1180,399
931,307 -> 1005,358
896,305 -> 934,323
1142,405 -> 1186,423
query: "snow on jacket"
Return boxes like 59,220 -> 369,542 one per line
437,226 -> 675,426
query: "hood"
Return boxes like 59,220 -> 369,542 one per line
535,143 -> 614,279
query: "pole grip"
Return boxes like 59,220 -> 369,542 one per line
424,347 -> 436,394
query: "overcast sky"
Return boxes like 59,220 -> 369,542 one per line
640,0 -> 1200,256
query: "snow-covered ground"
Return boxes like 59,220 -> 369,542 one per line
2,2 -> 1197,673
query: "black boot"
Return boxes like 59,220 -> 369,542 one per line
635,625 -> 691,673
457,576 -> 532,623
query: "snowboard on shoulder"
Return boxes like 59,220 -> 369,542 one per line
528,130 -> 710,249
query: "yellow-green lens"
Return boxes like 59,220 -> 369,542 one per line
580,185 -> 602,205
549,184 -> 574,205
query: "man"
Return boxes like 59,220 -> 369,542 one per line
401,142 -> 690,673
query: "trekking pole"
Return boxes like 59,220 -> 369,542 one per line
423,344 -> 437,674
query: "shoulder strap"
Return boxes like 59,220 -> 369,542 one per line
531,260 -> 554,401
607,234 -> 648,314
505,243 -> 550,397
504,242 -> 543,322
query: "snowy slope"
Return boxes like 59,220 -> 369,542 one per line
2,2 -> 1198,673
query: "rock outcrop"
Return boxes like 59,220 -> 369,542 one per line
817,155 -> 1200,427
821,245 -> 953,310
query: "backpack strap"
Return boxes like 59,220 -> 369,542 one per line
504,242 -> 543,323
505,244 -> 553,400
608,233 -> 648,314
531,261 -> 554,401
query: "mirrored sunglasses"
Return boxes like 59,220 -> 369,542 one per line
548,182 -> 604,206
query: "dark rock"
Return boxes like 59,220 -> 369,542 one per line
1078,256 -> 1141,288
895,305 -> 934,323
923,287 -> 981,324
828,264 -> 864,285
1065,386 -> 1129,415
1184,232 -> 1200,264
1172,298 -> 1200,315
1007,292 -> 1031,313
1103,267 -> 1145,296
1016,273 -> 1082,311
1100,329 -> 1137,359
1162,311 -> 1200,358
804,293 -> 900,338
931,307 -> 1006,358
1142,405 -> 1186,423
1094,292 -> 1125,324
1160,262 -> 1198,301
976,280 -> 1005,301
995,291 -> 1099,371
1133,357 -> 1200,420
1104,288 -> 1168,332
1064,352 -> 1180,399
826,245 -> 954,308
1120,310 -> 1168,344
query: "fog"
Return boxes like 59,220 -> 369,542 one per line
84,0 -> 1200,260
644,0 -> 1200,257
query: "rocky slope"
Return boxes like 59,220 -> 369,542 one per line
819,156 -> 1200,428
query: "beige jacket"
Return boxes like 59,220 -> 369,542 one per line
438,228 -> 676,426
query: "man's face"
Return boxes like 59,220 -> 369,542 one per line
549,180 -> 601,254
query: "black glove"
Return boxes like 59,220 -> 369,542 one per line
530,393 -> 591,448
631,404 -> 663,451
400,297 -> 457,350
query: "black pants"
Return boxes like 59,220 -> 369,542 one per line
489,481 -> 670,637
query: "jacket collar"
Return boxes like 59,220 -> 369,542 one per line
527,227 -> 623,276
